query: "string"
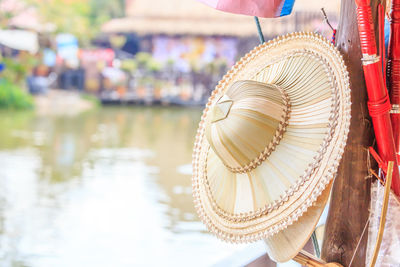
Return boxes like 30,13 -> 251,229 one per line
311,231 -> 321,257
254,16 -> 265,44
348,164 -> 391,267
368,161 -> 393,267
321,8 -> 334,31
348,218 -> 370,267
321,8 -> 337,45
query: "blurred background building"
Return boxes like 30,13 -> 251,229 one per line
1,0 -> 340,107
99,0 -> 339,104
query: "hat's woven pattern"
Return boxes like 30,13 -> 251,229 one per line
192,32 -> 351,243
204,51 -> 338,220
205,81 -> 291,174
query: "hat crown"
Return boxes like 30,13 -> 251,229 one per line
210,95 -> 233,123
205,80 -> 290,172
193,33 -> 351,248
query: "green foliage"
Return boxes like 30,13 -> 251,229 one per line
81,93 -> 100,107
30,0 -> 92,44
0,79 -> 34,110
146,60 -> 162,73
120,59 -> 138,73
2,54 -> 37,85
89,0 -> 125,30
204,58 -> 228,76
131,52 -> 163,86
22,0 -> 125,45
0,0 -> 19,28
135,52 -> 153,68
135,52 -> 162,73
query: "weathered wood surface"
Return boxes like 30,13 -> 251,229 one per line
321,0 -> 383,266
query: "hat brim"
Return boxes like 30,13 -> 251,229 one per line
192,32 -> 350,257
264,180 -> 332,262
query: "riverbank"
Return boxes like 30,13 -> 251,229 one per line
34,89 -> 96,116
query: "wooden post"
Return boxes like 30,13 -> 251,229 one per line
321,0 -> 383,266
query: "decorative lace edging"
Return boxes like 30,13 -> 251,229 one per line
191,31 -> 352,243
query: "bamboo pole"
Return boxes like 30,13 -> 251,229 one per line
294,250 -> 343,267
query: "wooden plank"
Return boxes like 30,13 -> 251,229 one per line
321,0 -> 383,266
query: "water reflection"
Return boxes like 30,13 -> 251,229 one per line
0,107 -> 241,267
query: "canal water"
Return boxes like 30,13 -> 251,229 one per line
0,107 -> 243,267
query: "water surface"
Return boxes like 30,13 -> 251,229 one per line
0,107 -> 241,267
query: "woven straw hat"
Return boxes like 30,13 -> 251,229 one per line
192,32 -> 351,262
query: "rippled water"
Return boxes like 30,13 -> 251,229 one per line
0,107 -> 243,267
